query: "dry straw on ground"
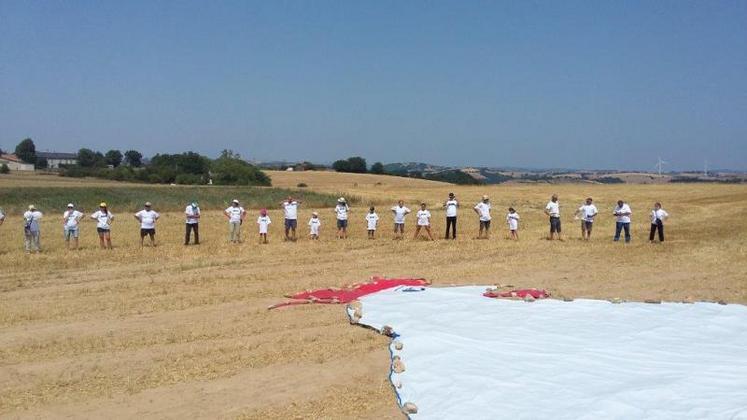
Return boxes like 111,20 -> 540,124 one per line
1,171 -> 746,418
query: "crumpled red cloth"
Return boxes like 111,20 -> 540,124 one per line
268,276 -> 430,309
483,288 -> 550,299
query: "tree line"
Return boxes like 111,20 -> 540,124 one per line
3,138 -> 270,186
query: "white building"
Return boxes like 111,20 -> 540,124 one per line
36,152 -> 78,169
0,154 -> 35,171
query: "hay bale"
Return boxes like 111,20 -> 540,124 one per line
402,402 -> 418,414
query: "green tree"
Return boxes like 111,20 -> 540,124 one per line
370,162 -> 384,174
124,150 -> 143,167
333,156 -> 367,173
332,159 -> 350,172
0,163 -> 9,174
77,148 -> 105,167
15,138 -> 36,164
35,157 -> 48,169
211,155 -> 271,186
105,150 -> 123,167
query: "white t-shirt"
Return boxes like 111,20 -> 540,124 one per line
578,204 -> 598,223
0,210 -> 4,221
507,212 -> 520,230
651,209 -> 669,224
546,201 -> 560,217
23,210 -> 43,232
417,210 -> 431,226
135,209 -> 160,229
474,202 -> 491,221
335,204 -> 349,220
225,206 -> 244,223
445,200 -> 458,217
185,205 -> 200,224
257,215 -> 271,234
366,213 -> 379,230
63,210 -> 83,228
392,206 -> 411,224
91,210 -> 114,230
309,217 -> 321,235
614,203 -> 632,224
283,201 -> 299,220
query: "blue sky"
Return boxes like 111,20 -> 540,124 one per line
1,1 -> 746,170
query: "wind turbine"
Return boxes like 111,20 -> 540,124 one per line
655,157 -> 668,176
704,159 -> 709,177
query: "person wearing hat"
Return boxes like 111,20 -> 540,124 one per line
90,202 -> 114,249
544,194 -> 562,240
473,195 -> 492,239
308,211 -> 321,239
390,200 -> 411,240
224,199 -> 246,243
23,204 -> 43,253
443,192 -> 459,240
334,197 -> 350,239
280,196 -> 301,242
257,208 -> 271,244
184,201 -> 201,245
62,203 -> 84,250
134,202 -> 160,247
413,202 -> 435,241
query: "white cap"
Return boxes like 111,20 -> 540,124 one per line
482,195 -> 489,200
144,201 -> 152,207
28,204 -> 36,210
232,199 -> 239,204
67,203 -> 74,208
338,197 -> 346,203
312,211 -> 319,216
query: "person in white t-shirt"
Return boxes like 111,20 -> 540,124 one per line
443,192 -> 459,240
613,200 -> 632,243
365,206 -> 379,239
649,202 -> 669,243
413,203 -> 435,241
134,202 -> 160,247
280,196 -> 301,242
544,194 -> 562,240
257,208 -> 271,244
23,204 -> 43,253
224,199 -> 246,243
184,201 -> 200,245
473,195 -> 492,239
62,203 -> 84,250
334,197 -> 350,239
309,212 -> 321,240
391,200 -> 411,240
90,202 -> 114,249
574,197 -> 598,240
506,207 -> 520,240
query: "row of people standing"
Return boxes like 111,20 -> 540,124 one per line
1,194 -> 670,253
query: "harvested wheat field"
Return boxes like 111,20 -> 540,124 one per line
1,171 -> 746,418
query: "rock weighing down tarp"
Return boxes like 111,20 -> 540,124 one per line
348,286 -> 747,419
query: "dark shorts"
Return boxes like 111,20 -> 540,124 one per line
480,220 -> 491,229
140,228 -> 156,237
337,219 -> 348,229
97,227 -> 110,235
582,221 -> 593,231
285,218 -> 297,229
550,217 -> 562,233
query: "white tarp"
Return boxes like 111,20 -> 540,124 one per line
348,286 -> 747,420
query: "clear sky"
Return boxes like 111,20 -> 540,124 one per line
2,1 -> 746,170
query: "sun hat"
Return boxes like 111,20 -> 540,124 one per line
312,211 -> 319,216
144,201 -> 152,207
28,204 -> 36,210
232,199 -> 239,204
67,203 -> 74,208
338,197 -> 346,203
482,195 -> 489,200
100,202 -> 107,207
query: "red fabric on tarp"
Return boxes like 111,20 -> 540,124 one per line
268,276 -> 430,309
483,288 -> 550,299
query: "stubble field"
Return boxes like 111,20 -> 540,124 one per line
1,170 -> 746,418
